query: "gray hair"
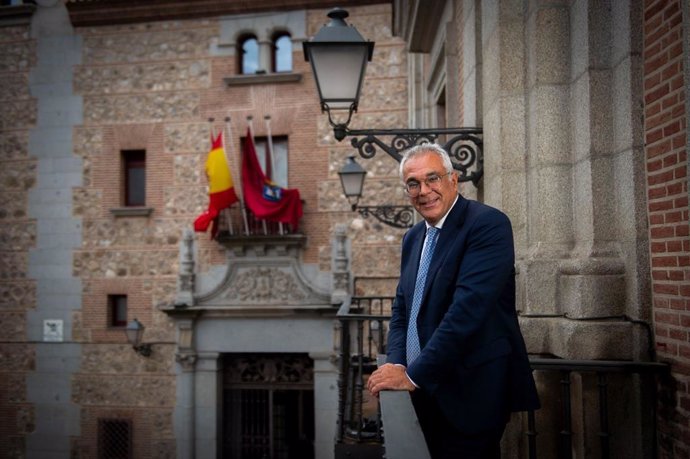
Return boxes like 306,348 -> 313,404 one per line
399,143 -> 454,179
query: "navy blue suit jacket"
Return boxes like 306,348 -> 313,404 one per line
387,195 -> 539,433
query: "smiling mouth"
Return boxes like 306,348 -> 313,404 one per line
418,198 -> 439,209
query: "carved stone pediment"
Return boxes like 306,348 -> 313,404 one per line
164,230 -> 337,316
195,258 -> 330,309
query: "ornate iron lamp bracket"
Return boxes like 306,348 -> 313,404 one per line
346,127 -> 484,187
355,205 -> 415,229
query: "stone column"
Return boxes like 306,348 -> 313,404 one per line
480,0 -> 529,251
558,0 -> 647,360
558,0 -> 638,324
606,0 -> 649,325
175,352 -> 197,459
25,0 -> 83,457
311,352 -> 339,459
408,53 -> 427,128
522,1 -> 573,318
459,0 -> 483,202
258,36 -> 272,73
174,318 -> 197,459
195,352 -> 222,459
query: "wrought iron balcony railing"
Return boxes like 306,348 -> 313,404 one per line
215,205 -> 298,238
335,295 -> 669,459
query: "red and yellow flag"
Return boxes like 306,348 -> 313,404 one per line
193,132 -> 238,234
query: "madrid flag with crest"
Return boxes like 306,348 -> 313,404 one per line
241,128 -> 302,229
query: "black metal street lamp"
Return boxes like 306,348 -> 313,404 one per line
125,318 -> 152,357
338,156 -> 415,229
338,156 -> 367,210
303,8 -> 484,187
302,7 -> 374,142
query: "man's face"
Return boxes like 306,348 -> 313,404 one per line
402,152 -> 458,225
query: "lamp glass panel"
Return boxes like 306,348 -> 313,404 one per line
308,45 -> 368,109
339,172 -> 365,197
125,327 -> 140,345
125,320 -> 144,346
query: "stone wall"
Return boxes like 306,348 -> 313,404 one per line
0,2 -> 406,457
0,22 -> 36,458
397,1 -> 666,457
70,15 -> 221,457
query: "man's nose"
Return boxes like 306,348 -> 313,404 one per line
418,180 -> 433,194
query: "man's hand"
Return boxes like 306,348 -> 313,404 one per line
367,363 -> 415,397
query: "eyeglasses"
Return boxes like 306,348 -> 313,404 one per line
404,172 -> 450,197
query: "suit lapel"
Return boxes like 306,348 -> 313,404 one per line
422,195 -> 467,298
401,224 -> 425,317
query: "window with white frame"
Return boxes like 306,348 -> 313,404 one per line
239,34 -> 259,74
272,32 -> 292,73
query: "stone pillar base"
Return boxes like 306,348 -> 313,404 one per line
520,316 -> 650,361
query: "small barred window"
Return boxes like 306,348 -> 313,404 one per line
98,418 -> 132,459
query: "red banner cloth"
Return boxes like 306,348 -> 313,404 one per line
241,128 -> 303,229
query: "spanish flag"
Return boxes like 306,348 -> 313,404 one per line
193,131 -> 238,234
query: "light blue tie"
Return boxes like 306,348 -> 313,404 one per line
406,226 -> 439,366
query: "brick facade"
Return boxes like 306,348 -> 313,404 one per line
0,2 -> 404,456
644,0 -> 690,457
3,0 -> 688,456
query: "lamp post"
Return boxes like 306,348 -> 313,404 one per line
303,7 -> 374,142
338,156 -> 415,229
303,7 -> 483,186
125,318 -> 152,357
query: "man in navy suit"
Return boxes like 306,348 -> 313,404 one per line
367,144 -> 539,459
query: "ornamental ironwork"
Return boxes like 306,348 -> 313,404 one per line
356,205 -> 415,229
224,354 -> 314,388
346,127 -> 484,187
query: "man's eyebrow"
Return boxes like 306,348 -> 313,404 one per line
406,171 -> 441,181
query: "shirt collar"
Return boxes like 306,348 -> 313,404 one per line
425,194 -> 459,231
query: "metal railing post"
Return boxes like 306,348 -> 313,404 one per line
560,370 -> 573,459
527,409 -> 537,459
598,372 -> 610,459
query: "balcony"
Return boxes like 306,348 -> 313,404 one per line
210,205 -> 306,257
335,295 -> 668,459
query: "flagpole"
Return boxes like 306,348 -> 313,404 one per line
264,115 -> 276,181
247,116 -> 269,236
208,117 -> 232,235
224,116 -> 250,236
212,118 -> 235,235
265,115 -> 284,235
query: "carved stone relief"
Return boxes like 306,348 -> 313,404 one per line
220,267 -> 306,304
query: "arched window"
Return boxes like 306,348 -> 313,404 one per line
273,33 -> 292,73
239,35 -> 259,74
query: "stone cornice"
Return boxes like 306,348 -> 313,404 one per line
110,207 -> 154,217
224,73 -> 302,87
65,0 -> 384,27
